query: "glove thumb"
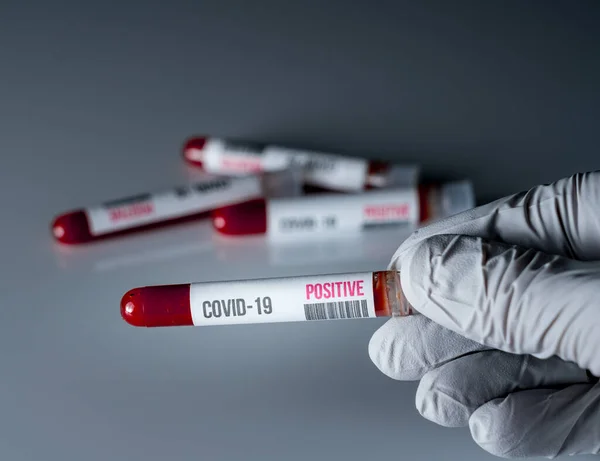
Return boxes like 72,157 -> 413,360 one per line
398,234 -> 600,376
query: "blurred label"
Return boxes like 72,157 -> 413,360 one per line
202,141 -> 374,192
86,176 -> 262,235
202,139 -> 289,174
266,188 -> 419,241
265,146 -> 369,191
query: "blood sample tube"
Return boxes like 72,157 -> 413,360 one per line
51,169 -> 301,245
121,271 -> 414,328
212,180 -> 474,237
182,136 -> 419,192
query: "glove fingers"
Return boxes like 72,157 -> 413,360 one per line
416,350 -> 590,428
391,171 -> 600,265
400,234 -> 600,376
368,315 -> 487,381
469,381 -> 600,458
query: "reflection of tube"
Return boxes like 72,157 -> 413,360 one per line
265,230 -> 407,267
93,241 -> 213,272
51,169 -> 301,244
121,271 -> 414,328
182,136 -> 419,192
212,180 -> 474,238
51,219 -> 217,272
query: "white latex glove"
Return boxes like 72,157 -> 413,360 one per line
369,171 -> 600,458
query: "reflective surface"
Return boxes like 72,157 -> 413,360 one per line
0,151 -> 484,461
2,1 -> 599,460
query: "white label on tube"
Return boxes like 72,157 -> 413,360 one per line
201,141 -> 370,191
189,272 -> 376,326
86,176 -> 262,235
265,146 -> 369,191
266,188 -> 419,240
202,138 -> 290,174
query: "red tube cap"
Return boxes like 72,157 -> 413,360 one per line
51,210 -> 94,244
182,137 -> 208,167
121,285 -> 193,327
212,198 -> 267,235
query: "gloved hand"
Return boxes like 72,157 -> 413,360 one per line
369,171 -> 600,458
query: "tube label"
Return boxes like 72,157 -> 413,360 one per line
202,139 -> 289,174
86,176 -> 262,235
189,272 -> 376,326
266,188 -> 419,240
200,140 -> 370,191
265,146 -> 369,191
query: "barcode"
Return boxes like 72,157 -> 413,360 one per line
304,300 -> 369,321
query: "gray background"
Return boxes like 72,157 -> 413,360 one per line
0,1 -> 598,460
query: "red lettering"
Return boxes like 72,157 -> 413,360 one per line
220,157 -> 262,172
357,280 -> 364,296
305,279 -> 367,300
306,284 -> 315,300
109,202 -> 154,222
347,281 -> 356,297
323,282 -> 331,299
314,284 -> 323,299
335,281 -> 343,297
363,204 -> 410,220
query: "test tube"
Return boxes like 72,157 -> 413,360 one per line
121,271 -> 414,328
51,169 -> 301,244
211,180 -> 474,237
182,136 -> 419,192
